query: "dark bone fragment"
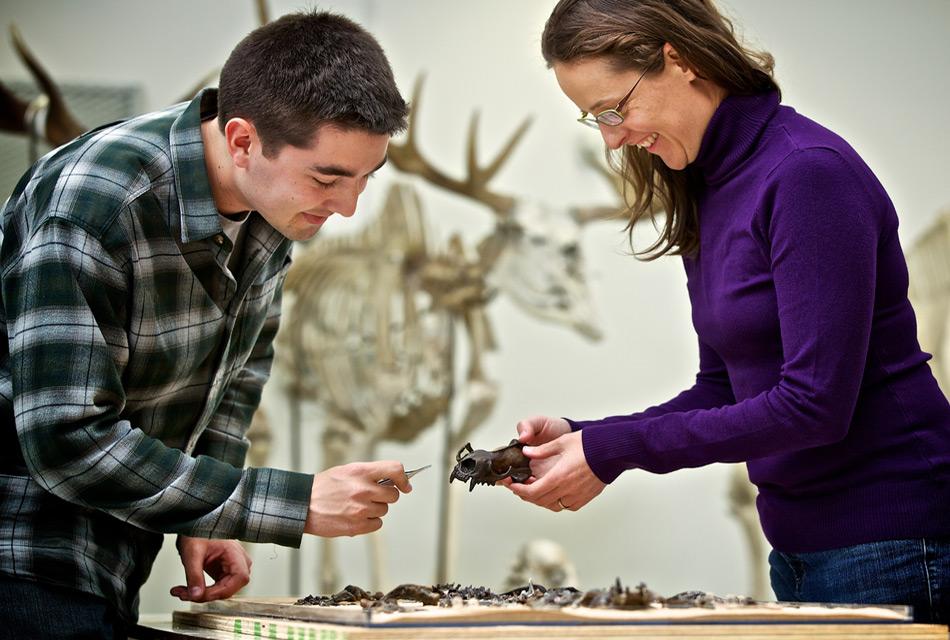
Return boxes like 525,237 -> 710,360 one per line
294,579 -> 748,613
449,439 -> 532,491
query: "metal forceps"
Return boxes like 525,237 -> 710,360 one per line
377,464 -> 431,486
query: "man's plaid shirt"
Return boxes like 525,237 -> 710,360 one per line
0,90 -> 312,623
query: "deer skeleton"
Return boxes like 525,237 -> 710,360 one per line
276,77 -> 615,593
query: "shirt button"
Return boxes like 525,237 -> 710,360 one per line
214,235 -> 225,245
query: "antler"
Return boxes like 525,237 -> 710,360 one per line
571,146 -> 664,224
0,82 -> 26,134
388,76 -> 532,216
7,24 -> 85,147
255,0 -> 271,26
175,1 -> 270,105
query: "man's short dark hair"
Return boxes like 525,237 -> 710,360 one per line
218,10 -> 409,155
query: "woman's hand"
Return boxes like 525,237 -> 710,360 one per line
515,415 -> 572,446
507,430 -> 606,511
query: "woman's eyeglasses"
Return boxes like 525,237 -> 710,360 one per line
577,52 -> 660,129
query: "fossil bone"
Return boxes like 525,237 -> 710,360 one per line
449,439 -> 531,491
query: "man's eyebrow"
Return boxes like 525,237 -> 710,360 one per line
371,156 -> 388,173
310,156 -> 388,177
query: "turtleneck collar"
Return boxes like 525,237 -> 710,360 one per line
691,91 -> 781,185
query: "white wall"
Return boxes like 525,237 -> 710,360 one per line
2,0 -> 949,617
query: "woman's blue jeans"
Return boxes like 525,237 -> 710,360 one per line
770,538 -> 950,624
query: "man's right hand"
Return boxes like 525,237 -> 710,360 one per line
305,461 -> 411,537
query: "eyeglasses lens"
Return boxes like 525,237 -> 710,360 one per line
596,110 -> 624,126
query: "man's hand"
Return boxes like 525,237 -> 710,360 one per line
507,431 -> 606,511
170,537 -> 252,603
306,461 -> 411,537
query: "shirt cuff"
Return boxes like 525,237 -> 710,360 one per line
241,468 -> 312,548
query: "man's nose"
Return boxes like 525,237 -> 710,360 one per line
332,184 -> 360,218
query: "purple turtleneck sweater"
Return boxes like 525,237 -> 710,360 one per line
570,91 -> 950,553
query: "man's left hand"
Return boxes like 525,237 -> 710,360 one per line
170,536 -> 252,602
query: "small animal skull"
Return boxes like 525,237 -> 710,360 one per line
449,439 -> 532,492
503,539 -> 579,591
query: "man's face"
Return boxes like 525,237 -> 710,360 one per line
234,124 -> 390,241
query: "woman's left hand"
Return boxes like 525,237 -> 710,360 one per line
170,536 -> 252,602
506,431 -> 606,511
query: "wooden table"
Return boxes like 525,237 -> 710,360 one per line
129,598 -> 950,640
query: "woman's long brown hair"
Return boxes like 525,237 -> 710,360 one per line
542,0 -> 779,259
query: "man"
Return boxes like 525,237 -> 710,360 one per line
0,11 -> 411,638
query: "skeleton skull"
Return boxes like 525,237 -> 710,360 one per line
449,439 -> 532,492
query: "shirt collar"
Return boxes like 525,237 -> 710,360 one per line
169,88 -> 224,243
692,91 -> 781,185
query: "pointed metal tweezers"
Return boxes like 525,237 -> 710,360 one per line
377,464 -> 431,486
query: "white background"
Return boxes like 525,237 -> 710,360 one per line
2,0 -> 949,616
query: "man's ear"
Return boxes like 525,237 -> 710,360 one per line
664,43 -> 697,81
223,118 -> 257,169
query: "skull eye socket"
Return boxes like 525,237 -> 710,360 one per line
459,458 -> 477,474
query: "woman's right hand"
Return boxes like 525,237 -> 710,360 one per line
516,415 -> 572,446
508,430 -> 605,512
509,416 -> 573,484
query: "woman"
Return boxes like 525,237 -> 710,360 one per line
508,0 -> 950,624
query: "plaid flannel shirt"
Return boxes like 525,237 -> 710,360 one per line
0,89 -> 312,623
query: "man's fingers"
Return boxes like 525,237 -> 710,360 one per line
182,547 -> 207,600
201,571 -> 250,601
363,460 -> 414,493
373,485 -> 401,504
391,474 -> 413,493
372,460 -> 408,481
307,461 -> 416,538
367,501 -> 389,518
362,517 -> 383,534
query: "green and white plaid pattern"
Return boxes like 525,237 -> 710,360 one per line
0,90 -> 312,623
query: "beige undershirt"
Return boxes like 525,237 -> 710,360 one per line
218,211 -> 250,279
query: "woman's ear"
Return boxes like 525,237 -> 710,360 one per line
664,43 -> 697,81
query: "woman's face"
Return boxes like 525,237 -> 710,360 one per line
553,46 -> 726,170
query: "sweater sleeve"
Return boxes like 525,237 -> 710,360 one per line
567,336 -> 735,431
581,148 -> 882,483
